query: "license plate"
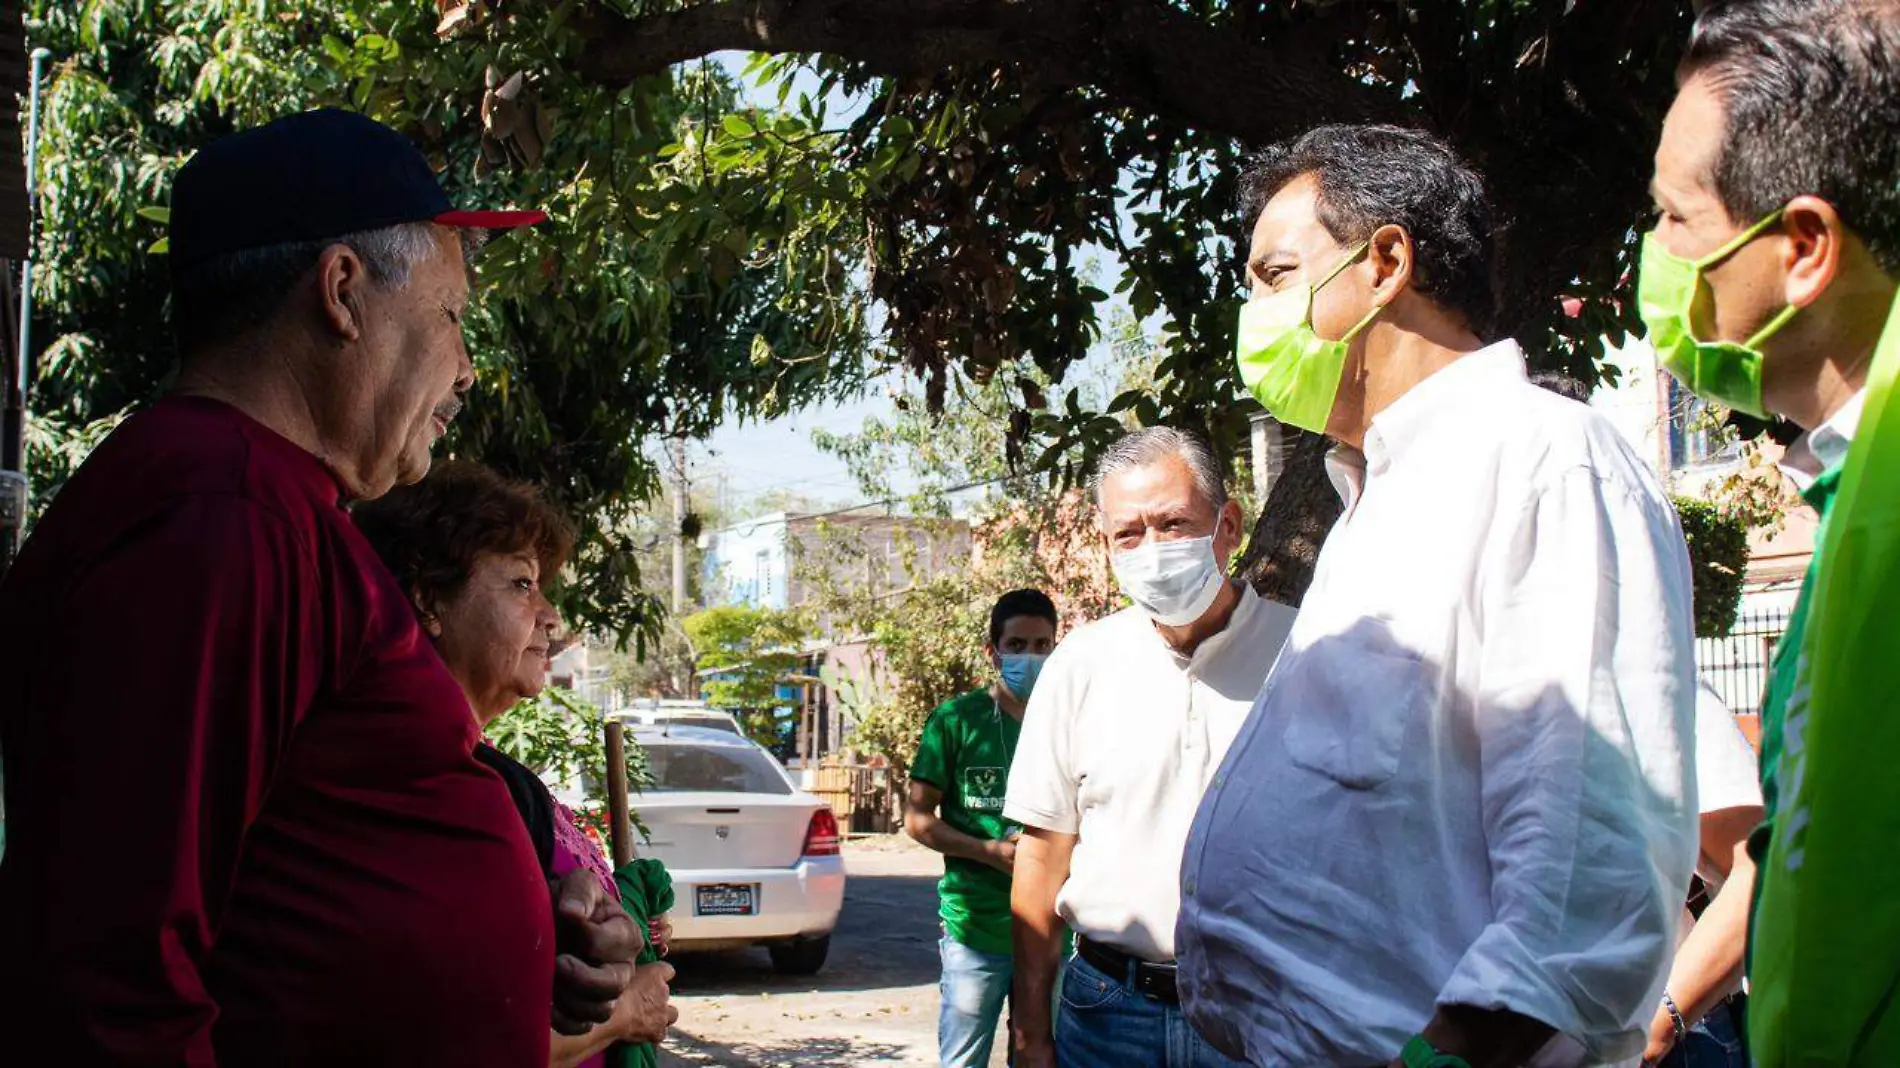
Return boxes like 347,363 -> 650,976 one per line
694,883 -> 757,917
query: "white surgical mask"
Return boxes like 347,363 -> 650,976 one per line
1111,535 -> 1226,627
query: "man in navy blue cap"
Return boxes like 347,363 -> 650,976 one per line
0,109 -> 672,1065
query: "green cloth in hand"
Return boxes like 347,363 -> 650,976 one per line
604,859 -> 675,1068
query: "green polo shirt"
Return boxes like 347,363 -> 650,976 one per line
911,688 -> 1021,956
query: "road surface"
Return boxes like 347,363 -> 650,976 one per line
658,834 -> 1006,1068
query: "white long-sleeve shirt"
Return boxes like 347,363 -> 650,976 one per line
1176,341 -> 1699,1068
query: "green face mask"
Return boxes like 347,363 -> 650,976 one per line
1636,208 -> 1797,420
1234,241 -> 1382,434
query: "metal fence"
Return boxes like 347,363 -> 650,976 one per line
1696,604 -> 1794,714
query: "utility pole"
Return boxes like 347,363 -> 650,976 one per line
670,434 -> 699,701
670,434 -> 689,614
1,47 -> 53,576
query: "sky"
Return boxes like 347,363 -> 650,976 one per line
686,55 -> 898,516
693,382 -> 899,516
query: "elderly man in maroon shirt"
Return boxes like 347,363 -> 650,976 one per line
0,109 -> 672,1065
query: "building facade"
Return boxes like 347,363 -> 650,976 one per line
700,511 -> 973,761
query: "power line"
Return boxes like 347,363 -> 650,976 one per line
710,466 -> 864,492
793,472 -> 1015,522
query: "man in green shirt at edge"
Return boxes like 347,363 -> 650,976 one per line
1640,1 -> 1899,1062
907,589 -> 1061,1068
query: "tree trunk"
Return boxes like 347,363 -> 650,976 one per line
1235,427 -> 1340,608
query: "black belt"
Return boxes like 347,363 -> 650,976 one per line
1077,936 -> 1179,1003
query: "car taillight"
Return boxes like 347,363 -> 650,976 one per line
803,808 -> 840,857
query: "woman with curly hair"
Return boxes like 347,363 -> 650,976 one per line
354,460 -> 673,1068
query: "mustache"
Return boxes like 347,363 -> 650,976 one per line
433,397 -> 464,424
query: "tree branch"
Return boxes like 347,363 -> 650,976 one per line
576,0 -> 1402,147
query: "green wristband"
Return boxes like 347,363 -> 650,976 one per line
1401,1036 -> 1476,1068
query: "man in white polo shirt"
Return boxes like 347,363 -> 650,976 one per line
1004,426 -> 1297,1068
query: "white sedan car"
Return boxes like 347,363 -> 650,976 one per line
633,726 -> 846,974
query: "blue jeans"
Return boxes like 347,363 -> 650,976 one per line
1659,999 -> 1747,1068
1056,950 -> 1248,1068
941,934 -> 1013,1067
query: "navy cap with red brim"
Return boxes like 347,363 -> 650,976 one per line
170,108 -> 545,277
436,208 -> 548,231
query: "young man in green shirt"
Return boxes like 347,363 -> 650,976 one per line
1640,2 -> 1899,1061
906,589 -> 1060,1068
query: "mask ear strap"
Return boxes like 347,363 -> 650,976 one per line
1694,208 -> 1787,270
1340,301 -> 1384,345
1315,239 -> 1380,342
1318,240 -> 1372,289
1744,301 -> 1800,350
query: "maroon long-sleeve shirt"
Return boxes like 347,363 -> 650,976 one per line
0,397 -> 552,1065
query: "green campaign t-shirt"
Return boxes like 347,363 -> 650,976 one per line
911,688 -> 1021,957
1748,295 -> 1900,1065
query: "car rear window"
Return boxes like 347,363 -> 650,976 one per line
643,743 -> 793,795
670,716 -> 741,734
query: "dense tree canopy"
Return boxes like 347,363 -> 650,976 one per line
27,0 -> 1697,633
680,602 -> 806,743
28,0 -> 873,641
563,0 -> 1695,600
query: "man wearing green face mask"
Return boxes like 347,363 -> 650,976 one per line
1180,124 -> 1699,1068
1640,3 -> 1900,1064
906,588 -> 1060,1067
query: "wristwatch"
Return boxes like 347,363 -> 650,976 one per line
1401,1036 -> 1476,1068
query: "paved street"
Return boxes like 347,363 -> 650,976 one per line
659,835 -> 1005,1068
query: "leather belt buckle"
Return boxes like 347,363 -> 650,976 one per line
1078,937 -> 1180,1004
1134,962 -> 1178,1003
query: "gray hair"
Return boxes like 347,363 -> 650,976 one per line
172,221 -> 455,354
1089,426 -> 1229,515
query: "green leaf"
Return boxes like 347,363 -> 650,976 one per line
147,236 -> 170,254
135,205 -> 170,224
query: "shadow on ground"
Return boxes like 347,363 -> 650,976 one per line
667,873 -> 941,998
660,1031 -> 912,1067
